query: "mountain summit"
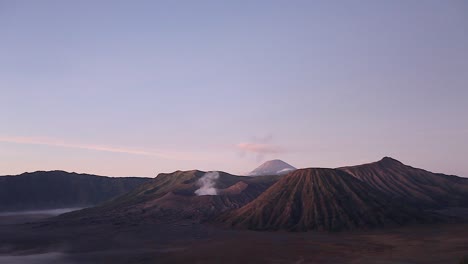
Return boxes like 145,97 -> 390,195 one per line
249,159 -> 296,176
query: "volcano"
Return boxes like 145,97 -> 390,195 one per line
221,168 -> 438,231
59,170 -> 281,224
249,159 -> 296,176
55,158 -> 466,232
338,157 -> 468,209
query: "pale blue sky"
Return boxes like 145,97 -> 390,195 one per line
1,0 -> 467,177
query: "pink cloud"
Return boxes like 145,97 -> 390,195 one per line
0,135 -> 205,161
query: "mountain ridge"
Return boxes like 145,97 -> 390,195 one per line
338,157 -> 468,209
0,171 -> 150,212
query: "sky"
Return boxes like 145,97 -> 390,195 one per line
1,0 -> 467,177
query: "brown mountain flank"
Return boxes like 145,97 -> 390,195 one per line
220,168 -> 439,231
58,170 -> 281,224
339,157 -> 468,208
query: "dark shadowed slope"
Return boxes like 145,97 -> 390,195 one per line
222,168 -> 437,231
0,171 -> 150,212
59,170 -> 281,224
249,159 -> 296,176
339,157 -> 468,209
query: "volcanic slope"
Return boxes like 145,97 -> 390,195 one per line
222,168 -> 437,231
339,157 -> 468,209
59,170 -> 281,224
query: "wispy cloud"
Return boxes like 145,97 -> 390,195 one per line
0,135 -> 203,161
235,134 -> 287,162
236,142 -> 283,154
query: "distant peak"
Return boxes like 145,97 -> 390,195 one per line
269,159 -> 285,163
249,159 -> 297,176
379,157 -> 402,165
261,159 -> 291,165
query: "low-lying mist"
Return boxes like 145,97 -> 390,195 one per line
0,208 -> 83,225
0,208 -> 82,217
0,252 -> 72,264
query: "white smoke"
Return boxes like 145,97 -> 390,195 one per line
277,168 -> 295,174
195,171 -> 219,196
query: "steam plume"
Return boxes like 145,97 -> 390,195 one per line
195,172 -> 219,196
